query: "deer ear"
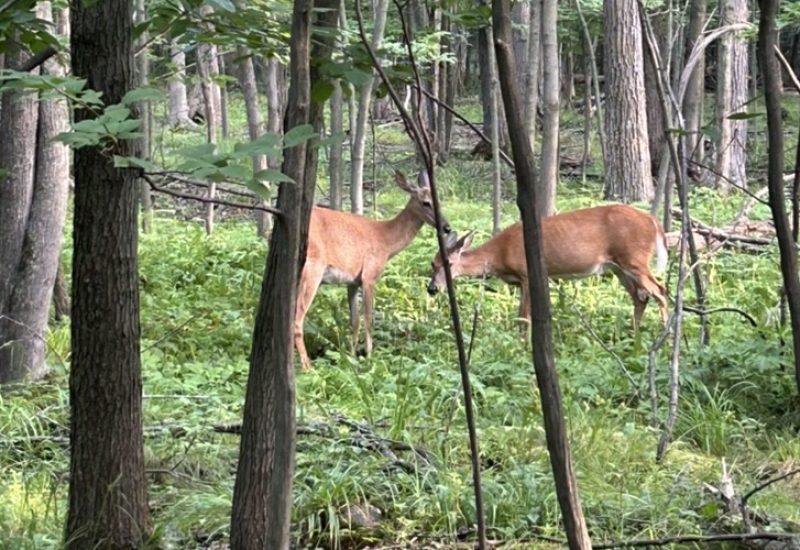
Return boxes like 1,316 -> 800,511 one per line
445,231 -> 459,249
447,231 -> 473,253
458,231 -> 475,250
395,171 -> 412,193
417,170 -> 430,188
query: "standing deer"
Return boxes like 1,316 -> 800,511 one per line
295,171 -> 450,369
427,204 -> 669,332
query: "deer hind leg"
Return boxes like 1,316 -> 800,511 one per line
347,284 -> 360,355
362,282 -> 375,357
295,263 -> 325,370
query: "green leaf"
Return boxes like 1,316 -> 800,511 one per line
283,124 -> 316,148
727,111 -> 764,121
319,131 -> 346,148
207,0 -> 236,12
311,81 -> 335,104
122,86 -> 163,105
344,68 -> 372,87
245,179 -> 272,201
253,169 -> 295,184
113,155 -> 159,172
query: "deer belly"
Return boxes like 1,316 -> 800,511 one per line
322,266 -> 358,284
550,262 -> 610,280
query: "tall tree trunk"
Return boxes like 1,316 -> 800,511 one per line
0,4 -> 69,384
350,0 -> 389,214
329,1 -> 347,210
538,0 -> 559,217
492,1 -> 592,547
683,0 -> 706,162
134,0 -> 153,233
230,1 -> 337,547
714,0 -> 749,191
758,0 -> 800,395
644,11 -> 669,176
602,0 -> 653,202
561,50 -> 575,103
512,0 -> 530,95
218,53 -> 230,140
524,0 -> 542,144
167,42 -> 195,128
196,31 -> 220,236
479,24 -> 507,152
233,24 -> 270,236
66,0 -> 150,546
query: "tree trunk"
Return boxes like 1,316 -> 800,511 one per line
602,0 -> 653,202
230,1 -> 336,547
196,32 -> 220,236
330,80 -> 344,209
53,259 -> 71,321
683,0 -> 706,162
757,0 -> 800,395
524,0 -> 542,144
134,0 -> 152,234
66,0 -> 150,546
561,50 -> 575,103
479,24 -> 508,152
234,34 -> 270,236
714,0 -> 749,191
218,53 -> 230,140
538,0 -> 559,217
492,1 -> 592,547
644,11 -> 669,176
350,0 -> 389,214
0,4 -> 69,384
512,0 -> 530,96
167,42 -> 195,128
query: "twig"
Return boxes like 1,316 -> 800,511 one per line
593,532 -> 799,549
682,305 -> 758,327
413,85 -> 515,168
742,467 -> 800,506
149,171 -> 261,200
13,46 -> 58,72
142,173 -> 282,216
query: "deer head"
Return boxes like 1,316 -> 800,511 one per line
395,170 -> 451,234
427,231 -> 474,295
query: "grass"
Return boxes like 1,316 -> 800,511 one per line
2,95 -> 800,548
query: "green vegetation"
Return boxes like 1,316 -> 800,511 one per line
2,100 -> 799,548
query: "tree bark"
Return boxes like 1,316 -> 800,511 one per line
644,11 -> 669,176
0,4 -> 69,384
492,1 -> 592,547
350,0 -> 389,214
602,0 -> 653,202
714,0 -> 749,191
196,25 -> 220,236
330,81 -> 345,209
134,0 -> 153,233
66,0 -> 150,546
757,0 -> 800,395
512,0 -> 530,96
524,0 -> 542,142
479,23 -> 508,152
233,19 -> 270,236
167,42 -> 195,128
538,0 -> 559,217
683,0 -> 706,162
229,0 -> 334,547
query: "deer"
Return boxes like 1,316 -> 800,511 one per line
427,204 -> 669,334
295,170 -> 450,369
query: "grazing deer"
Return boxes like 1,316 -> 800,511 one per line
295,171 -> 450,369
427,204 -> 669,333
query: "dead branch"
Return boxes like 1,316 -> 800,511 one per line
142,173 -> 282,216
682,306 -> 758,327
742,467 -> 800,506
593,532 -> 799,549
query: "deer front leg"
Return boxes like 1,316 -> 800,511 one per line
347,285 -> 360,355
295,264 -> 324,370
518,281 -> 532,340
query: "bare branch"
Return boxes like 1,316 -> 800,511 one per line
593,532 -> 799,549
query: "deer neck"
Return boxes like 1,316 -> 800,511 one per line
377,203 -> 424,258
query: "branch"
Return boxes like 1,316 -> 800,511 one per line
742,467 -> 800,506
593,532 -> 799,549
142,173 -> 282,217
682,305 -> 758,327
13,46 -> 58,72
414,84 -> 515,168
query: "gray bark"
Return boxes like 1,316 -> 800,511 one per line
512,0 -> 530,96
134,0 -> 152,233
538,0 -> 559,217
330,79 -> 344,209
167,42 -> 195,128
524,0 -> 542,144
683,0 -> 706,162
0,5 -> 69,384
644,12 -> 669,176
714,0 -> 749,191
602,0 -> 653,202
350,0 -> 389,215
